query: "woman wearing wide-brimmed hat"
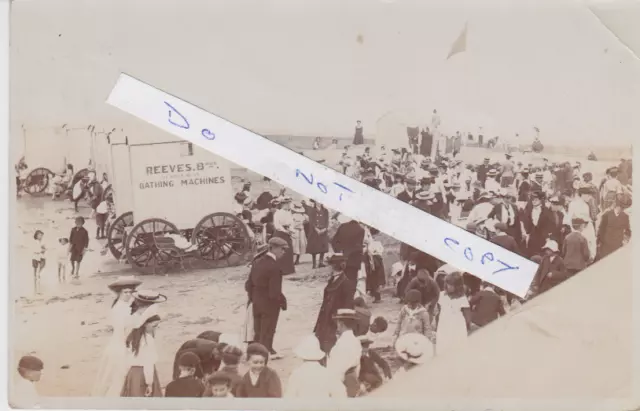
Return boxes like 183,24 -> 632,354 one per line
91,276 -> 142,397
285,335 -> 346,398
394,333 -> 434,374
121,290 -> 167,397
272,197 -> 296,274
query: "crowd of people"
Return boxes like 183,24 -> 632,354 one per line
14,124 -> 634,403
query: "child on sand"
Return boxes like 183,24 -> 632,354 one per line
31,230 -> 46,294
56,238 -> 70,283
206,372 -> 234,398
164,352 -> 206,397
235,343 -> 282,398
392,290 -> 436,348
95,199 -> 109,240
69,217 -> 89,280
11,355 -> 44,408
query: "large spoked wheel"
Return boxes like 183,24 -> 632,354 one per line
107,211 -> 133,260
24,168 -> 54,195
71,168 -> 90,188
125,218 -> 179,274
191,212 -> 252,268
102,184 -> 114,203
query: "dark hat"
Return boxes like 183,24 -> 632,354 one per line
325,252 -> 348,265
358,335 -> 374,346
268,237 -> 289,248
18,355 -> 43,371
178,351 -> 201,368
333,308 -> 358,321
483,157 -> 490,162
505,153 -> 513,158
419,177 -> 432,185
221,345 -> 244,362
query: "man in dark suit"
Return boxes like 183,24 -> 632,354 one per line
476,158 -> 491,188
331,216 -> 365,289
314,253 -> 355,354
521,191 -> 557,258
245,237 -> 289,359
396,177 -> 418,203
489,222 -> 520,255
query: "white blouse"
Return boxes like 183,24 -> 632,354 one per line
327,330 -> 361,382
273,209 -> 294,232
124,334 -> 158,384
285,361 -> 346,398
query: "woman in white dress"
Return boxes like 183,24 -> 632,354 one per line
435,272 -> 471,357
120,290 -> 167,397
91,276 -> 142,397
290,203 -> 308,266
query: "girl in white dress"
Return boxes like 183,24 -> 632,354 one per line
91,276 -> 142,397
435,272 -> 471,357
290,203 -> 308,265
120,290 -> 167,397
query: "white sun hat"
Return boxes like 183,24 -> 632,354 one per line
395,333 -> 434,365
293,335 -> 326,361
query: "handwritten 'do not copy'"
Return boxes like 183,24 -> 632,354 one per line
106,73 -> 539,298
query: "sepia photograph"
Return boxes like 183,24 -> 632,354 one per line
8,0 -> 637,409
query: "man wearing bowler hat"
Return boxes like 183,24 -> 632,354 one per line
314,253 -> 355,355
245,237 -> 289,360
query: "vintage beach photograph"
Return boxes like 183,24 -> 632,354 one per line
8,0 -> 636,407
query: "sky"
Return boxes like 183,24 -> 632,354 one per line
10,0 -> 640,160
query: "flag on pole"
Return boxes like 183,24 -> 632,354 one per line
446,22 -> 468,60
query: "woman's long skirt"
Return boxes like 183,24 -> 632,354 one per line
273,230 -> 295,274
291,228 -> 307,255
120,366 -> 163,397
91,336 -> 130,397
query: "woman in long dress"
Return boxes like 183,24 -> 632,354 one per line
120,290 -> 167,397
353,121 -> 364,145
435,272 -> 471,357
304,200 -> 330,269
272,198 -> 296,274
290,203 -> 308,266
92,276 -> 142,397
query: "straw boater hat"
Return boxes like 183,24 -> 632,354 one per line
487,169 -> 498,177
132,289 -> 168,304
291,203 -> 305,213
395,333 -> 433,365
293,335 -> 326,361
542,239 -> 559,253
333,308 -> 358,321
415,190 -> 433,201
108,276 -> 142,292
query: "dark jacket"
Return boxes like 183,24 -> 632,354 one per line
69,226 -> 89,252
331,221 -> 365,269
469,289 -> 505,327
530,254 -> 568,296
597,209 -> 631,258
488,202 -> 522,242
164,376 -> 205,397
490,233 -> 521,256
522,204 -> 557,257
405,276 -> 440,310
235,366 -> 282,398
562,231 -> 590,271
245,254 -> 286,313
314,273 -> 355,353
397,190 -> 416,204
